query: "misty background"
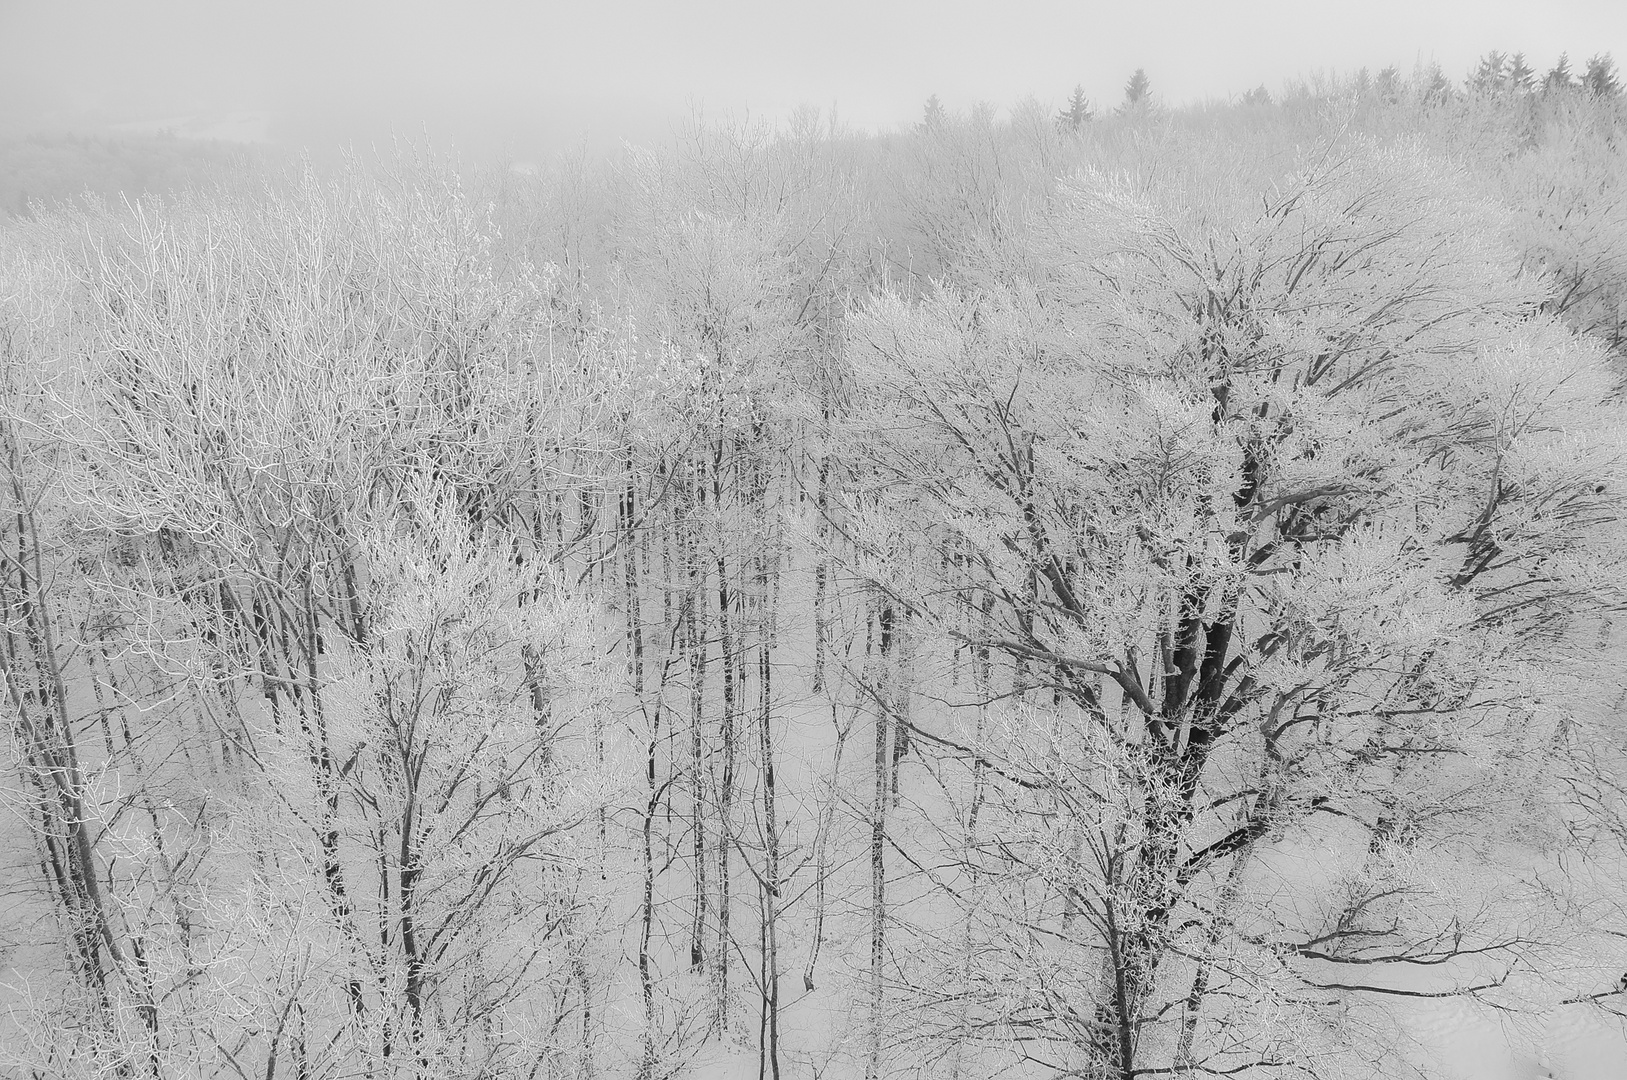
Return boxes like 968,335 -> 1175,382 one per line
3,0 -> 1627,208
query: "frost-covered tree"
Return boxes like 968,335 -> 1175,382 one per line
319,476 -> 608,1073
1502,97 -> 1627,356
840,141 -> 1627,1078
3,157 -> 621,1079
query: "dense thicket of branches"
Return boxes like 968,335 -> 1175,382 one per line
5,67 -> 1627,1080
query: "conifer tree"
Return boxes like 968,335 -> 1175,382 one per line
1421,61 -> 1453,104
1469,50 -> 1508,94
921,94 -> 946,133
1584,53 -> 1621,97
1508,51 -> 1536,92
1546,52 -> 1575,92
1375,65 -> 1403,101
1057,85 -> 1093,132
1120,68 -> 1151,111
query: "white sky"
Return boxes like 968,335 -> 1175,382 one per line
3,0 -> 1625,156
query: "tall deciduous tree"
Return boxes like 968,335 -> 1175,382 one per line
841,141 -> 1627,1078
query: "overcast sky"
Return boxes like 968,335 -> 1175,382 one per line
3,0 -> 1626,158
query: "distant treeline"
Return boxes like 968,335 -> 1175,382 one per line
0,131 -> 264,218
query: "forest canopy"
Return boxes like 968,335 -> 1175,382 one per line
4,58 -> 1627,1080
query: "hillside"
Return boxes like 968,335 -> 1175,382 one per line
3,62 -> 1627,1080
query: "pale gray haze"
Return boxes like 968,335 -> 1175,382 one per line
3,0 -> 1627,158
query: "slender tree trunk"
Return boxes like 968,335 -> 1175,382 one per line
802,699 -> 848,996
1174,847 -> 1251,1069
889,609 -> 911,805
811,449 -> 830,695
639,709 -> 661,1080
574,933 -> 594,1080
868,597 -> 892,1079
757,546 -> 782,1080
624,466 -> 644,697
686,459 -> 710,973
715,448 -> 736,1028
398,828 -> 431,1073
